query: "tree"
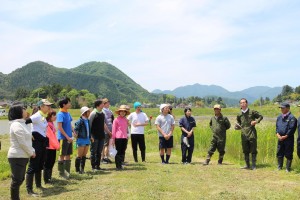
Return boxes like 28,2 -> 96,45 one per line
295,86 -> 300,94
281,85 -> 294,96
15,88 -> 30,99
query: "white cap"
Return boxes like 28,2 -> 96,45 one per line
159,104 -> 169,113
80,106 -> 90,116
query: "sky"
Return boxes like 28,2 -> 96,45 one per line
0,0 -> 299,92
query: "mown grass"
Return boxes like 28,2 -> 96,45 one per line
0,106 -> 300,199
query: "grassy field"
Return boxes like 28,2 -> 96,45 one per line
0,106 -> 300,199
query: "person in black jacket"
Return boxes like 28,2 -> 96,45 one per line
276,102 -> 297,172
89,99 -> 111,171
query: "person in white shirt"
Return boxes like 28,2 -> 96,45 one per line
8,105 -> 36,200
127,102 -> 149,162
155,104 -> 175,164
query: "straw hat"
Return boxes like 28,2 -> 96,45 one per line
115,105 -> 130,115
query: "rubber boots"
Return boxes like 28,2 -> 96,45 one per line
277,157 -> 283,170
43,169 -> 52,184
64,160 -> 71,178
75,157 -> 81,173
251,154 -> 257,170
58,161 -> 69,179
286,159 -> 292,172
203,153 -> 212,165
218,155 -> 224,165
81,157 -> 86,174
240,154 -> 250,169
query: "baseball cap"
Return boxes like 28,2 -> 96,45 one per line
37,99 -> 53,107
213,104 -> 221,109
278,102 -> 290,108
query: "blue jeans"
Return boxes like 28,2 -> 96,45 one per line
90,139 -> 104,168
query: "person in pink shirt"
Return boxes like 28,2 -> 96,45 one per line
112,105 -> 130,170
44,110 -> 60,184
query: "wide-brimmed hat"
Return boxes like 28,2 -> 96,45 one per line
37,99 -> 53,107
115,105 -> 130,115
80,106 -> 91,116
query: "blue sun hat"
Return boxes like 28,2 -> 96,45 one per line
133,102 -> 142,109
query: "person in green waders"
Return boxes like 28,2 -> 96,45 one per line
203,104 -> 231,165
235,98 -> 263,170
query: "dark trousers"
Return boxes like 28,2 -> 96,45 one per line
181,135 -> 194,163
44,149 -> 56,170
90,139 -> 104,168
115,138 -> 128,169
27,133 -> 47,174
131,134 -> 146,161
8,158 -> 29,200
277,139 -> 294,160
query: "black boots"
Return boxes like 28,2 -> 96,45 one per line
26,173 -> 39,197
203,153 -> 212,165
218,155 -> 224,165
75,157 -> 81,173
75,157 -> 87,174
277,157 -> 284,170
81,157 -> 86,173
286,159 -> 292,172
251,154 -> 257,170
241,154 -> 250,169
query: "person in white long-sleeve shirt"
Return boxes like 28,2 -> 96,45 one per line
7,105 -> 36,200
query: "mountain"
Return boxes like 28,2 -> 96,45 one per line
0,61 -> 152,104
152,83 -> 282,104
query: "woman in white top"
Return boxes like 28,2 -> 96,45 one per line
8,105 -> 36,200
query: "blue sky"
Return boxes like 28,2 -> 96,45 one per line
0,0 -> 299,92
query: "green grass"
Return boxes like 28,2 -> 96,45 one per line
1,106 -> 300,199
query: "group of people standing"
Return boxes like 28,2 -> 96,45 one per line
6,97 -> 300,200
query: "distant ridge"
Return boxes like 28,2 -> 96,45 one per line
152,83 -> 282,103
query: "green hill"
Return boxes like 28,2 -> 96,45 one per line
0,61 -> 152,104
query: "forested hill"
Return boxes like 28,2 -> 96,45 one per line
0,61 -> 153,104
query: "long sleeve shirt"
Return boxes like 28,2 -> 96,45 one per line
112,116 -> 128,139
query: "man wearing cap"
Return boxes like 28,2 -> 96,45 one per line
127,102 -> 149,162
89,99 -> 111,171
101,98 -> 114,164
25,99 -> 53,196
236,98 -> 263,170
276,102 -> 297,172
155,104 -> 175,164
204,104 -> 231,165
